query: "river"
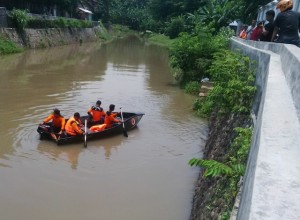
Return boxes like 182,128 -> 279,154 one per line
0,35 -> 207,220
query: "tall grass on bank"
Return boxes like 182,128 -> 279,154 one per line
0,37 -> 23,55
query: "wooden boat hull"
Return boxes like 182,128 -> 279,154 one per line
37,112 -> 144,145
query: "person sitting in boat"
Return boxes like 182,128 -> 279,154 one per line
40,108 -> 66,138
104,104 -> 121,128
65,112 -> 84,136
87,100 -> 105,126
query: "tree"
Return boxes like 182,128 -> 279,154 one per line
240,0 -> 272,23
149,0 -> 204,20
196,0 -> 242,32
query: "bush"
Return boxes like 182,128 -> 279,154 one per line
169,30 -> 213,85
10,9 -> 31,30
27,17 -> 93,29
195,50 -> 256,116
164,16 -> 185,39
184,81 -> 199,95
169,25 -> 234,87
0,37 -> 23,54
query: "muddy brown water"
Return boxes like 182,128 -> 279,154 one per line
0,36 -> 207,220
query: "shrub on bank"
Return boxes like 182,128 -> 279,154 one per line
169,26 -> 234,86
10,9 -> 31,31
184,81 -> 199,95
0,37 -> 23,54
10,9 -> 93,29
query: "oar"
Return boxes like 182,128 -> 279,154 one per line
84,119 -> 87,148
120,107 -> 128,137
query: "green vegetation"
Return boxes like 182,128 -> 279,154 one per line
5,0 -> 271,34
10,9 -> 31,31
189,127 -> 253,218
10,9 -> 93,29
184,81 -> 199,95
194,51 -> 256,117
169,26 -> 234,86
146,33 -> 174,47
189,127 -> 252,177
27,17 -> 93,29
0,37 -> 23,54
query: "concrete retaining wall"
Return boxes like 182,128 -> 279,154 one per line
0,26 -> 102,48
230,38 -> 300,220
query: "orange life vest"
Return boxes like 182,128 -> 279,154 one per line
43,114 -> 65,130
65,116 -> 83,136
104,112 -> 120,128
90,124 -> 107,132
88,106 -> 105,121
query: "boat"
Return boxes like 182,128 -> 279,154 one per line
37,112 -> 145,145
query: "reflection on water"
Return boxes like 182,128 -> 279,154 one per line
0,36 -> 207,220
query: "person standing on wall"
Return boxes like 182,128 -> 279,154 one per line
271,0 -> 300,47
260,10 -> 275,42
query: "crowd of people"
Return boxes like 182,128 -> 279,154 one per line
239,0 -> 300,47
40,101 -> 122,140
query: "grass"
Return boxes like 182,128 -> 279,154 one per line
146,33 -> 174,48
0,37 -> 23,55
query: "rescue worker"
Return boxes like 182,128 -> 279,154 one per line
40,108 -> 66,139
104,104 -> 121,128
87,100 -> 105,125
65,112 -> 84,136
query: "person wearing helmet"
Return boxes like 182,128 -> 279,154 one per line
87,100 -> 105,125
271,0 -> 300,47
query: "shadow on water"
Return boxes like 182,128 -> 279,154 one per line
36,131 -> 130,169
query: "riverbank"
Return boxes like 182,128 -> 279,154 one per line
0,26 -> 102,49
0,23 -> 173,54
0,23 -> 136,53
189,111 -> 252,220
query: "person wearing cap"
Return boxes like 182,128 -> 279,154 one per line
41,109 -> 66,137
87,100 -> 105,125
65,112 -> 84,136
104,104 -> 121,128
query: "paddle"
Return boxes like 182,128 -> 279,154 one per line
120,107 -> 128,137
84,119 -> 87,148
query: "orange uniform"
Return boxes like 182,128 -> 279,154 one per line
90,124 -> 106,132
65,116 -> 83,136
43,114 -> 65,130
88,106 -> 105,122
104,112 -> 120,128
